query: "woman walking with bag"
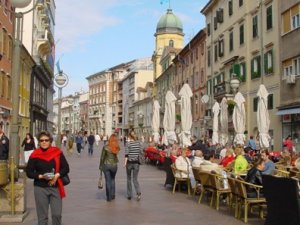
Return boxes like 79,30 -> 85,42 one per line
26,131 -> 70,225
99,134 -> 120,202
124,130 -> 142,201
21,133 -> 36,164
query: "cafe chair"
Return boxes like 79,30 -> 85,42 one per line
171,164 -> 191,195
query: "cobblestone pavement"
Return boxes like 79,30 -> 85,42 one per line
8,142 -> 264,225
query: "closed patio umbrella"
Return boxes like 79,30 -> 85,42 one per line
152,100 -> 161,144
162,91 -> 177,145
257,84 -> 270,148
178,83 -> 193,147
219,97 -> 228,146
233,92 -> 246,145
212,101 -> 220,145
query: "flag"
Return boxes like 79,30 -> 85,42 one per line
56,60 -> 61,73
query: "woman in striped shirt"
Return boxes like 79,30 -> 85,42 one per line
124,130 -> 142,200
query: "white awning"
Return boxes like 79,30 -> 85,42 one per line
276,107 -> 300,115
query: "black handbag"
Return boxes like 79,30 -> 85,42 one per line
61,174 -> 70,186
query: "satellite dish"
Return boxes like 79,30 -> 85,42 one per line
201,95 -> 209,104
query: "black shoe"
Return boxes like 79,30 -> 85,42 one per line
112,196 -> 115,200
127,197 -> 131,200
136,194 -> 141,201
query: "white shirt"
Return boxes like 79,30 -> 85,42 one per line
192,156 -> 204,167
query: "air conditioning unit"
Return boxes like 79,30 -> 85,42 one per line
286,75 -> 296,84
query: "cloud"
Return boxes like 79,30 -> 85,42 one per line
55,0 -> 122,54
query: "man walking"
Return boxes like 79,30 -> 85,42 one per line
75,132 -> 83,156
87,132 -> 95,156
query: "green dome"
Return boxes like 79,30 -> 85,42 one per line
156,9 -> 183,34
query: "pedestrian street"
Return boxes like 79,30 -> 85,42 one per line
8,142 -> 263,225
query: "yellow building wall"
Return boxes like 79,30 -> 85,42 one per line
154,33 -> 184,79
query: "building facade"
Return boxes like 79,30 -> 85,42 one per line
21,0 -> 56,134
0,1 -> 13,135
173,29 -> 207,139
86,62 -> 133,136
122,58 -> 153,136
201,0 -> 281,149
278,0 -> 300,151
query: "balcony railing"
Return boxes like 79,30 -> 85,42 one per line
213,81 -> 232,99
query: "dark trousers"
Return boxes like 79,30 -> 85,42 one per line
103,164 -> 118,201
76,143 -> 81,154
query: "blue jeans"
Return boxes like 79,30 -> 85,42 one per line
88,144 -> 93,155
103,164 -> 118,201
126,163 -> 141,198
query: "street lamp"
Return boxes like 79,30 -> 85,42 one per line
230,73 -> 240,94
54,71 -> 69,148
8,0 -> 41,179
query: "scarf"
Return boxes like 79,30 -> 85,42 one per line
30,146 -> 66,198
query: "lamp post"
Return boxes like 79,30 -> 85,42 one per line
54,71 -> 68,148
8,0 -> 42,179
230,73 -> 240,95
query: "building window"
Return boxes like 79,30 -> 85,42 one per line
266,5 -> 273,30
207,79 -> 212,95
240,24 -> 244,45
268,94 -> 273,110
293,57 -> 300,75
229,31 -> 234,52
207,48 -> 211,67
264,49 -> 273,75
240,62 -> 246,82
207,23 -> 211,36
214,17 -> 217,30
251,55 -> 261,79
253,97 -> 258,112
218,39 -> 224,57
214,44 -> 218,62
228,0 -> 233,16
253,15 -> 258,38
284,65 -> 293,77
239,0 -> 243,7
292,14 -> 300,30
217,8 -> 224,23
169,40 -> 174,47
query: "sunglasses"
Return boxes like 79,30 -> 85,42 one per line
39,139 -> 50,143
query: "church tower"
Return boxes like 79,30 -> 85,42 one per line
152,8 -> 184,81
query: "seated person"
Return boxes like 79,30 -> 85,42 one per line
245,158 -> 265,198
233,145 -> 249,175
220,149 -> 235,168
261,149 -> 275,175
199,153 -> 223,174
219,143 -> 232,160
192,150 -> 204,167
243,147 -> 253,163
175,148 -> 195,188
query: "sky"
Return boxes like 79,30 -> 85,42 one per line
54,0 -> 207,97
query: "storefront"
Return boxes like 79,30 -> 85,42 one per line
277,107 -> 300,151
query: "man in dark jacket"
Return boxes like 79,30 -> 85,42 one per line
188,135 -> 208,155
87,132 -> 95,156
0,127 -> 9,160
